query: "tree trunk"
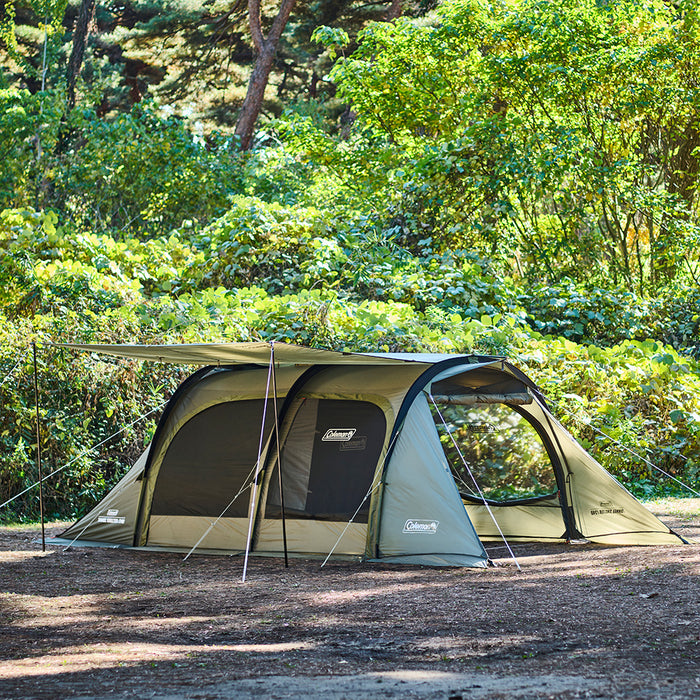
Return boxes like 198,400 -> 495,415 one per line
234,0 -> 296,150
234,43 -> 278,150
654,119 -> 700,285
384,0 -> 403,21
66,0 -> 96,110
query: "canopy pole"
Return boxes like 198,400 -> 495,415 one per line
32,341 -> 46,552
431,392 -> 532,406
270,342 -> 289,568
241,347 -> 274,583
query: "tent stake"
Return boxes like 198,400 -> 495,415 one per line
32,341 -> 46,552
270,343 -> 289,568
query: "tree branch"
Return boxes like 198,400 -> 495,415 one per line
267,0 -> 296,45
248,0 -> 263,53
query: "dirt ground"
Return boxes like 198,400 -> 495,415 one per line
1,499 -> 699,700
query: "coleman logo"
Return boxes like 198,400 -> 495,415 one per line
403,519 -> 439,534
339,436 -> 367,452
322,428 -> 356,442
97,509 -> 126,525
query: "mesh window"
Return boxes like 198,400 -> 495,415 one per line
431,403 -> 557,502
151,399 -> 273,517
267,399 -> 386,522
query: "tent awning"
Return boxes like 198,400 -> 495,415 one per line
52,341 -> 468,367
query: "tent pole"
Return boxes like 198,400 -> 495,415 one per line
241,348 -> 274,583
32,342 -> 46,552
270,342 -> 289,568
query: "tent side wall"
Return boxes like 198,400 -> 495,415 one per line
377,393 -> 489,567
58,447 -> 149,545
511,399 -> 684,544
543,411 -> 685,544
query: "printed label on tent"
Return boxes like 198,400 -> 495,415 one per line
403,519 -> 439,534
98,509 -> 126,525
590,501 -> 624,516
339,435 -> 367,451
322,428 -> 356,442
467,423 -> 495,434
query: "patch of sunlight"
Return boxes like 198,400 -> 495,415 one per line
308,581 -> 427,604
0,640 -> 317,679
644,497 -> 699,520
229,641 -> 315,653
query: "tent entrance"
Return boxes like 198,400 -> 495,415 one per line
257,397 -> 387,555
430,402 -> 558,503
146,398 -> 274,550
429,400 -> 568,541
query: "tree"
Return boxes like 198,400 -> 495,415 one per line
234,0 -> 297,150
328,0 -> 700,292
66,0 -> 96,110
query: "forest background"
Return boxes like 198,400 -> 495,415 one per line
1,0 -> 699,522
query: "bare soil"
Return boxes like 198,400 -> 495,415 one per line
1,499 -> 699,700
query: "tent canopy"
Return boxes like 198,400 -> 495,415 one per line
53,341 -> 472,367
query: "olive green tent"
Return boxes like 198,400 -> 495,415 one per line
54,342 -> 688,567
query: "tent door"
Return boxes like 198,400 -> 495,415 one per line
145,398 -> 274,550
430,400 -> 569,541
256,397 -> 387,555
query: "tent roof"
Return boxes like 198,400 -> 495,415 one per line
54,341 -> 492,367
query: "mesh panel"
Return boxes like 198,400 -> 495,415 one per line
151,400 -> 273,517
267,399 -> 386,522
431,403 -> 557,502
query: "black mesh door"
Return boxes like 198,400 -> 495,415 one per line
267,398 -> 387,522
151,399 -> 273,517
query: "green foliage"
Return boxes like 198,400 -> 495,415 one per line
519,337 -> 700,497
0,311 -> 188,522
0,97 -> 245,234
524,280 -> 700,358
310,25 -> 349,60
327,0 -> 700,290
1,0 -> 68,70
53,103 -> 244,235
1,0 -> 699,523
0,1 -> 19,59
0,87 -> 66,208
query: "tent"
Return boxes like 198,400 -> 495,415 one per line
54,341 -> 688,567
